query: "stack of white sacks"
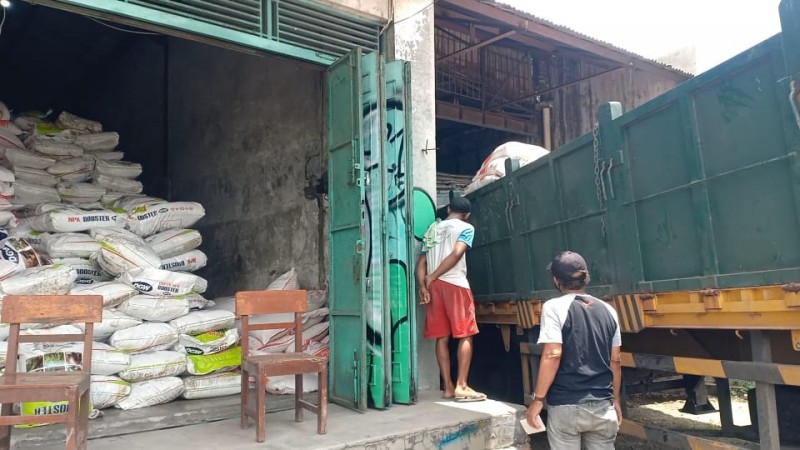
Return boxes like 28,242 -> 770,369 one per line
0,102 -> 330,419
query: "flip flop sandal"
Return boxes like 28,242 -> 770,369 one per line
455,392 -> 487,402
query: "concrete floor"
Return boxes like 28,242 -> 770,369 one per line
27,392 -> 528,450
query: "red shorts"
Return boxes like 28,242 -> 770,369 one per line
424,279 -> 479,339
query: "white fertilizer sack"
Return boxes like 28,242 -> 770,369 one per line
120,198 -> 205,237
43,233 -> 101,258
0,166 -> 13,184
63,342 -> 131,376
56,183 -> 107,204
91,376 -> 131,409
176,329 -> 239,356
14,167 -> 59,187
183,373 -> 241,400
0,265 -> 76,295
95,160 -> 142,179
267,373 -> 320,395
70,281 -> 138,308
90,227 -> 145,245
267,268 -> 298,290
56,112 -> 102,134
185,293 -> 211,310
29,206 -> 122,233
0,102 -> 9,120
29,140 -> 83,158
4,148 -> 56,169
92,309 -> 142,341
170,310 -> 235,336
119,267 -> 202,297
97,235 -> 160,276
160,250 -> 207,272
118,351 -> 187,382
0,120 -> 22,136
145,229 -> 202,258
91,152 -> 124,161
118,295 -> 190,322
47,157 -> 95,182
52,258 -> 109,284
0,237 -> 49,280
8,227 -> 48,252
94,174 -> 142,195
0,129 -> 25,150
115,377 -> 185,410
109,323 -> 179,354
12,180 -> 60,205
76,132 -> 119,151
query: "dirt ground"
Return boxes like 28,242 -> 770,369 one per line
524,392 -> 759,449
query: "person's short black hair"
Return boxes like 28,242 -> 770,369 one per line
449,196 -> 471,214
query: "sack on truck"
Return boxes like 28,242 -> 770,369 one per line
12,180 -> 60,205
93,174 -> 142,195
4,147 -> 56,170
56,182 -> 107,204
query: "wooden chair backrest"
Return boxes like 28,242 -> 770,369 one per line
235,290 -> 308,359
2,295 -> 103,376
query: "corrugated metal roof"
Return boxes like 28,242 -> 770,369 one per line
483,0 -> 694,78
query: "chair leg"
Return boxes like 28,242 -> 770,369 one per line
77,388 -> 90,450
295,374 -> 303,423
318,368 -> 327,435
0,403 -> 13,450
256,372 -> 267,443
240,369 -> 249,430
65,388 -> 80,450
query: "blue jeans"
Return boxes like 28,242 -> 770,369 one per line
547,399 -> 619,450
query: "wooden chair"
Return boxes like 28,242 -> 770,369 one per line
236,290 -> 327,443
0,295 -> 102,450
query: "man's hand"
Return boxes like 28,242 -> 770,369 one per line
614,400 -> 623,425
419,286 -> 431,305
424,275 -> 436,289
526,401 -> 544,429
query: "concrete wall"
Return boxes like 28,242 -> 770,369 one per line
167,39 -> 325,296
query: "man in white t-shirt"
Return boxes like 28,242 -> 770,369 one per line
526,251 -> 623,449
416,196 -> 485,402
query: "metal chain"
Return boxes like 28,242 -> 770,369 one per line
592,122 -> 607,237
592,122 -> 603,208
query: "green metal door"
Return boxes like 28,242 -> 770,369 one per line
326,48 -> 368,411
383,60 -> 416,404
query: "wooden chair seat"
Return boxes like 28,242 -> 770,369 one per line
237,290 -> 328,443
243,353 -> 326,377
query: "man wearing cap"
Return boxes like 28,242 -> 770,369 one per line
416,196 -> 486,402
526,251 -> 623,449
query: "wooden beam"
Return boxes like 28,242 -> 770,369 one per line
437,18 -> 556,53
436,100 -> 536,136
436,30 -> 516,63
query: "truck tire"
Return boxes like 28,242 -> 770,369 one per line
747,385 -> 800,445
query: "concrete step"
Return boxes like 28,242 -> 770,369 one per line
19,392 -> 529,450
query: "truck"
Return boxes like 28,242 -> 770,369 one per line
457,1 -> 800,448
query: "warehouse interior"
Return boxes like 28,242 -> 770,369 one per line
0,3 -> 328,296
